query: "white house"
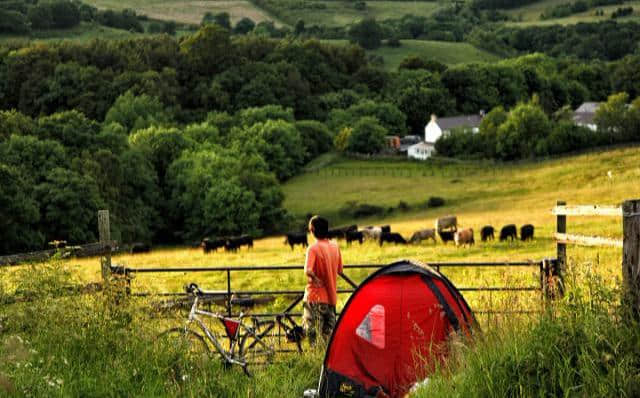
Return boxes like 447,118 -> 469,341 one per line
572,102 -> 600,131
408,113 -> 483,160
407,141 -> 435,160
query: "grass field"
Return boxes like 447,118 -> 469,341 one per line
262,0 -> 441,26
324,39 -> 501,69
504,0 -> 640,25
82,0 -> 283,26
1,146 -> 636,396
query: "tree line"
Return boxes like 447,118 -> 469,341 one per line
1,26 -> 640,253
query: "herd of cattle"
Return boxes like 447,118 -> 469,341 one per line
283,216 -> 535,249
196,216 -> 535,253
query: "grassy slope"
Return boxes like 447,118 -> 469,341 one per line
2,146 -> 635,397
269,0 -> 441,26
325,39 -> 501,70
82,0 -> 283,26
504,0 -> 640,25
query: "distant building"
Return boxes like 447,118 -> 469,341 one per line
408,113 -> 484,160
398,135 -> 421,154
407,141 -> 435,160
572,102 -> 600,131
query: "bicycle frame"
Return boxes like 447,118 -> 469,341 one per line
184,295 -> 274,366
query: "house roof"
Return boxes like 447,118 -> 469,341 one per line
573,112 -> 596,125
437,115 -> 483,131
409,141 -> 434,150
575,102 -> 600,114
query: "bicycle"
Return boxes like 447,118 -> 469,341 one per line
157,283 -> 277,376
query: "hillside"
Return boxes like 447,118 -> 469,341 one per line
503,0 -> 640,25
82,0 -> 283,26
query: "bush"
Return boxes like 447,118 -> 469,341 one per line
339,201 -> 385,218
427,197 -> 445,207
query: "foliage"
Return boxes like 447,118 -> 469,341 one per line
295,120 -> 333,162
334,127 -> 352,152
347,116 -> 388,154
348,18 -> 384,50
104,92 -> 171,134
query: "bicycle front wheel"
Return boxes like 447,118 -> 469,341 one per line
159,327 -> 211,363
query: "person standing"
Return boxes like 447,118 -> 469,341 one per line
303,216 -> 344,346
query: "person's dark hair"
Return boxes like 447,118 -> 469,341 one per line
309,216 -> 329,239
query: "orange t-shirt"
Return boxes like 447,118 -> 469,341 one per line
304,239 -> 343,306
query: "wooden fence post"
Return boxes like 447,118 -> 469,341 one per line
98,210 -> 111,283
622,199 -> 640,317
555,200 -> 567,297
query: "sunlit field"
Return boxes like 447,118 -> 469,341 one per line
37,146 -> 638,328
1,146 -> 637,397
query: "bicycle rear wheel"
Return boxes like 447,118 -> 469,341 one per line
159,327 -> 211,363
238,319 -> 276,375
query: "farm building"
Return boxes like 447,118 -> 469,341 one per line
408,113 -> 483,160
407,141 -> 435,160
572,102 -> 600,131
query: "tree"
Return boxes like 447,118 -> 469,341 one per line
236,105 -> 295,127
295,19 -> 305,36
347,116 -> 387,154
35,168 -> 104,244
234,17 -> 255,34
104,92 -> 171,133
0,164 -> 42,254
0,110 -> 36,140
166,148 -> 285,240
594,92 -> 631,142
37,110 -> 101,156
496,100 -> 551,159
348,18 -> 384,50
180,24 -> 233,75
399,56 -> 447,73
477,106 -> 508,158
295,120 -> 333,161
232,120 -> 306,181
0,134 -> 67,184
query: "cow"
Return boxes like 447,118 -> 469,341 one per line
131,242 -> 151,254
380,225 -> 391,234
435,216 -> 457,232
499,224 -> 518,241
379,232 -> 407,246
409,229 -> 437,244
327,225 -> 357,240
361,226 -> 382,241
520,224 -> 535,241
226,235 -> 253,252
201,238 -> 226,253
285,233 -> 308,250
438,230 -> 456,244
481,226 -> 495,242
346,230 -> 364,245
454,228 -> 474,247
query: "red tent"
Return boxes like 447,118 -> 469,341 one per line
317,260 -> 476,398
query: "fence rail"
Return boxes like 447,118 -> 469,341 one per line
0,241 -> 118,267
113,259 -> 554,320
554,233 -> 623,248
552,205 -> 622,217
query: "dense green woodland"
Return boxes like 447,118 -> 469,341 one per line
1,24 -> 640,254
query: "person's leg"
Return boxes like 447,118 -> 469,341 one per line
319,304 -> 337,344
302,301 -> 319,346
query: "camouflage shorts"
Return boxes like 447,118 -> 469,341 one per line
303,302 -> 336,345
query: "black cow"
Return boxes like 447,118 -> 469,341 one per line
346,231 -> 364,245
327,225 -> 357,240
201,238 -> 226,253
481,225 -> 495,242
438,230 -> 455,244
380,225 -> 391,234
285,233 -> 308,250
226,235 -> 253,252
379,232 -> 407,246
520,224 -> 535,241
499,224 -> 518,241
131,242 -> 151,254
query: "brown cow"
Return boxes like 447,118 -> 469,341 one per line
454,228 -> 474,247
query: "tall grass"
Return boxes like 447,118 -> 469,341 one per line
0,261 -> 323,397
414,260 -> 640,397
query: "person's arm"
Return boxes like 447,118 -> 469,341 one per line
337,247 -> 345,278
305,246 -> 323,286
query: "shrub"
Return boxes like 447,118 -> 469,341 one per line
339,201 -> 385,218
427,197 -> 445,207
